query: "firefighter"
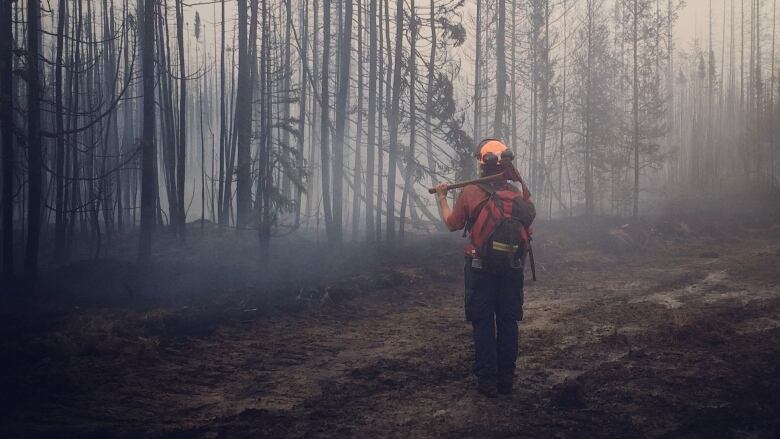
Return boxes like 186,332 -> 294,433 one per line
435,139 -> 535,398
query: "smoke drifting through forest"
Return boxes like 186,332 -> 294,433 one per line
0,0 -> 778,276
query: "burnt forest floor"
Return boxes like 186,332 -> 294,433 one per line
1,215 -> 780,438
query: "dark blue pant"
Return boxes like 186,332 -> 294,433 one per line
464,257 -> 524,386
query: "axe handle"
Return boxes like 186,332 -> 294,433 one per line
427,173 -> 507,194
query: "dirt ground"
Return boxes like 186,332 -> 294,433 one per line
1,217 -> 779,438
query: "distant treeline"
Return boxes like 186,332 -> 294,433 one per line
0,0 -> 778,277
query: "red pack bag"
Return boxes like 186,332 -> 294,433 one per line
466,183 -> 535,271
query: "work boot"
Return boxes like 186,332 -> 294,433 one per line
497,381 -> 513,395
477,380 -> 498,398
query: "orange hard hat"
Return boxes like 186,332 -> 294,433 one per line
476,139 -> 509,164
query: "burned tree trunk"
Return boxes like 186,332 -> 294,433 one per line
1,0 -> 13,275
175,0 -> 187,236
235,0 -> 255,228
385,0 -> 403,242
399,0 -> 416,240
24,0 -> 43,276
281,0 -> 293,199
351,0 -> 364,242
473,0 -> 482,142
54,0 -> 68,263
101,0 -> 119,244
218,0 -> 227,226
333,0 -> 353,242
494,0 -> 507,138
632,0 -> 640,218
138,0 -> 157,261
425,0 -> 436,186
320,0 -> 335,240
295,0 -> 308,227
365,0 -> 377,241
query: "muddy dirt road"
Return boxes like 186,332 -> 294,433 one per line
2,219 -> 780,438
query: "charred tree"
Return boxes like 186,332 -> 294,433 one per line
295,0 -> 309,227
24,0 -> 43,276
494,0 -> 506,138
218,0 -> 228,226
425,0 -> 436,186
175,0 -> 187,236
138,0 -> 157,261
385,0 -> 404,242
0,0 -> 13,275
333,0 -> 354,242
53,0 -> 68,262
365,0 -> 378,240
351,0 -> 364,241
473,0 -> 482,142
320,0 -> 335,240
235,0 -> 255,228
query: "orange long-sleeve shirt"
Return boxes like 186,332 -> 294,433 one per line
444,185 -> 489,232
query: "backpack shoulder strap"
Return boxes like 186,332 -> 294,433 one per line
463,185 -> 493,237
478,182 -> 506,215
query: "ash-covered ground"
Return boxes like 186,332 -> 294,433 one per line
1,215 -> 779,438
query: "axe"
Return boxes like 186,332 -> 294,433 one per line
426,172 -> 509,194
427,164 -> 531,200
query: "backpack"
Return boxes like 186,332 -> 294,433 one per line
466,183 -> 536,271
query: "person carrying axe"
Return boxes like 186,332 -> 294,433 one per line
433,139 -> 536,398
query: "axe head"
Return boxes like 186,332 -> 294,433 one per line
501,163 -> 523,182
501,163 -> 532,200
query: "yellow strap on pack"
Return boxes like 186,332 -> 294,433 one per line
492,241 -> 519,253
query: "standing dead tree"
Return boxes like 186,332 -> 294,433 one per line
1,0 -> 14,276
139,0 -> 157,261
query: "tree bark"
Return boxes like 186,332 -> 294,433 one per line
333,0 -> 353,242
494,0 -> 506,138
399,0 -> 416,241
584,0 -> 593,215
138,0 -> 157,261
235,0 -> 256,228
24,0 -> 43,276
632,0 -> 640,219
101,0 -> 119,244
320,0 -> 335,239
473,0 -> 482,143
425,0 -> 437,187
258,0 -> 271,255
771,0 -> 777,183
218,0 -> 227,225
538,1 -> 550,207
175,0 -> 187,236
558,0 -> 568,215
1,0 -> 14,275
53,0 -> 69,263
510,0 -> 517,166
385,0 -> 404,242
351,0 -> 364,241
365,0 -> 377,240
282,0 -> 293,199
295,0 -> 309,227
